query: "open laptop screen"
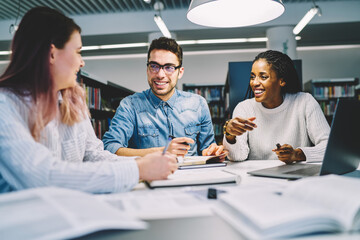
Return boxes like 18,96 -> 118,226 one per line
319,99 -> 360,175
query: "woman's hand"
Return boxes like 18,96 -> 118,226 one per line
225,117 -> 257,136
166,137 -> 194,156
224,117 -> 257,144
137,152 -> 178,181
272,143 -> 306,164
202,143 -> 228,161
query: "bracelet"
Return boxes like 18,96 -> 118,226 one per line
223,120 -> 234,137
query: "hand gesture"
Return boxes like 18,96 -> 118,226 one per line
137,151 -> 178,181
166,137 -> 194,156
272,143 -> 306,164
225,117 -> 257,136
202,143 -> 228,161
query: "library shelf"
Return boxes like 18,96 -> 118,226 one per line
78,70 -> 134,139
183,84 -> 226,145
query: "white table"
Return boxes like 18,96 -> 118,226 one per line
77,160 -> 360,240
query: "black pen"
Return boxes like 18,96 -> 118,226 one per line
169,135 -> 190,147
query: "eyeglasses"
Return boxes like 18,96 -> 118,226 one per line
147,62 -> 181,74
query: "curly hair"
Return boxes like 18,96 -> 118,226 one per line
244,50 -> 302,99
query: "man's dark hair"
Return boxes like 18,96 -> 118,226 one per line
147,37 -> 183,66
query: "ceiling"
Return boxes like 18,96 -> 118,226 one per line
0,0 -> 349,19
0,0 -> 359,58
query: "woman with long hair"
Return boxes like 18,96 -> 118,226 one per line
0,6 -> 177,193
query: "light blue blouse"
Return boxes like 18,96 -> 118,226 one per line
0,89 -> 139,194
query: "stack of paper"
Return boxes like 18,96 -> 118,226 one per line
0,187 -> 146,240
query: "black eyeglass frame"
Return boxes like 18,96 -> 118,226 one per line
147,62 -> 182,73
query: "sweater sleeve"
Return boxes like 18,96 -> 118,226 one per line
223,134 -> 249,161
222,101 -> 251,161
298,94 -> 330,163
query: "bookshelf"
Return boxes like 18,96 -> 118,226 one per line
305,77 -> 359,124
182,84 -> 226,145
78,70 -> 134,139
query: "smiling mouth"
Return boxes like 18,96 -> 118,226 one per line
254,89 -> 264,95
154,81 -> 168,86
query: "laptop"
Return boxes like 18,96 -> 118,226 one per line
247,98 -> 360,180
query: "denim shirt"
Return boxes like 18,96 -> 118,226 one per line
102,89 -> 215,156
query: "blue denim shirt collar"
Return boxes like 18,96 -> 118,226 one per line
148,89 -> 178,110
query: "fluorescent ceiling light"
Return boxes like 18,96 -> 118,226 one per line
187,0 -> 285,28
2,44 -> 359,62
293,6 -> 320,35
154,15 -> 171,38
80,37 -> 301,51
81,46 -> 101,51
0,37 -> 302,55
176,37 -> 301,45
99,43 -> 149,49
0,51 -> 11,55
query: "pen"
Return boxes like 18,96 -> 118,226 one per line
162,136 -> 172,155
169,135 -> 190,146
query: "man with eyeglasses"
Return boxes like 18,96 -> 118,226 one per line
102,37 -> 225,158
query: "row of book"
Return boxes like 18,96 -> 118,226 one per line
213,123 -> 224,139
79,82 -> 102,110
186,86 -> 224,102
313,85 -> 355,99
91,118 -> 111,139
319,100 -> 337,116
209,104 -> 225,118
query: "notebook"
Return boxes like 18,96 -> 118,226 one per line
247,98 -> 360,180
178,152 -> 227,170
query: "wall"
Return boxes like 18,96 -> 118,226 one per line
79,46 -> 360,92
1,46 -> 359,92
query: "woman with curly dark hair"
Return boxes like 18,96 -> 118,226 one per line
223,50 -> 330,164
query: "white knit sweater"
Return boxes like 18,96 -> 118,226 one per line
223,92 -> 330,162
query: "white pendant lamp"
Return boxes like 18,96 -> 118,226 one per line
187,0 -> 285,28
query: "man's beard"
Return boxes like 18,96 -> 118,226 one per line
150,84 -> 175,96
149,78 -> 176,97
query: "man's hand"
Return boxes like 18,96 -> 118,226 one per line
136,152 -> 178,181
166,137 -> 194,156
202,143 -> 228,161
272,143 -> 306,164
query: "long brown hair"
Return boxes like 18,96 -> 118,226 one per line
0,7 -> 88,140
